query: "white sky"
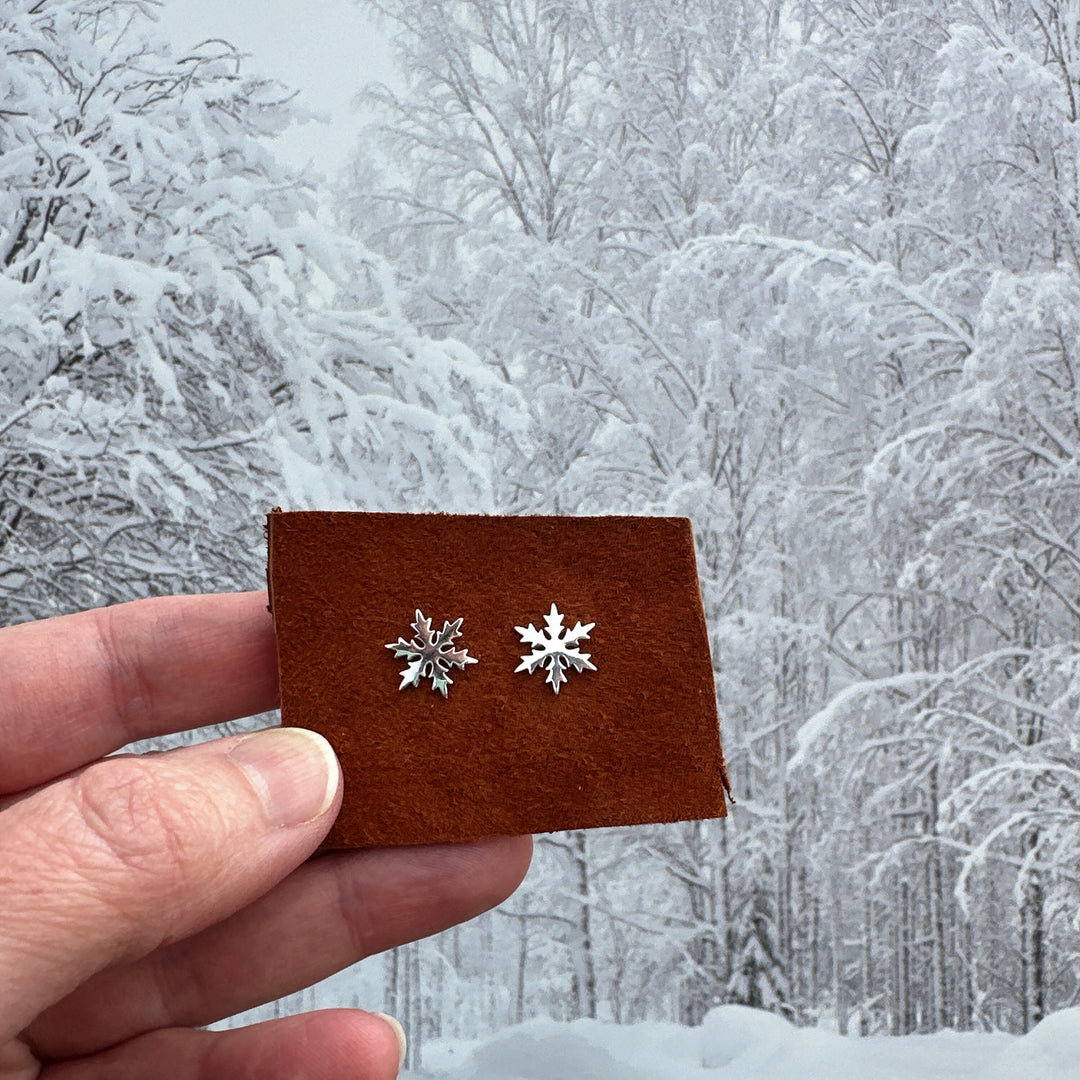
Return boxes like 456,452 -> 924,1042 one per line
152,0 -> 401,178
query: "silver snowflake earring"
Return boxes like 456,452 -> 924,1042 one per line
386,610 -> 478,697
515,603 -> 596,694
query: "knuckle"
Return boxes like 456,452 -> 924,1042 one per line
333,856 -> 382,958
92,605 -> 157,742
71,757 -> 202,880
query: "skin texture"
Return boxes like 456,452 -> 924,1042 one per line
0,591 -> 533,1079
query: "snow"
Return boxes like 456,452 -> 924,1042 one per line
986,1009 -> 1080,1080
788,670 -> 939,771
405,1005 -> 1071,1080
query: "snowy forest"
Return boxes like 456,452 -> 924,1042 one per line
3,0 -> 1080,1069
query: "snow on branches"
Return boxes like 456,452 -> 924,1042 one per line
0,0 -> 519,620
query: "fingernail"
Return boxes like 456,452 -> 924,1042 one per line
228,728 -> 339,828
375,1012 -> 407,1069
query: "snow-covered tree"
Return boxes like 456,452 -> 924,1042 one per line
0,0 -> 520,623
339,0 -> 1080,1038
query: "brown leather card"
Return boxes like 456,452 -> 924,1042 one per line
266,510 -> 728,848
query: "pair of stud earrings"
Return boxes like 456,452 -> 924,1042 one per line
386,604 -> 595,697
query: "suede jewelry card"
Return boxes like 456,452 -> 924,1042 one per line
266,510 -> 729,849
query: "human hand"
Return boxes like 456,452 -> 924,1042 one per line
0,591 -> 532,1079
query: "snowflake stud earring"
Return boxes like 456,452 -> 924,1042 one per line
386,610 -> 478,697
515,603 -> 596,694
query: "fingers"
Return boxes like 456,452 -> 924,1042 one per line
0,591 -> 279,794
27,835 -> 533,1059
0,728 -> 341,1043
41,1010 -> 403,1080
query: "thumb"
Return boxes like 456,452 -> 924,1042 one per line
0,727 -> 340,1041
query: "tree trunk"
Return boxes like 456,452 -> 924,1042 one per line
720,818 -> 734,991
481,911 -> 497,1028
432,936 -> 444,1039
1019,829 -> 1046,1031
385,947 -> 400,1022
409,940 -> 423,1071
901,879 -> 915,1034
926,846 -> 948,1029
516,906 -> 529,1025
890,874 -> 915,1035
570,830 -> 598,1019
860,882 -> 873,1036
831,887 -> 846,1035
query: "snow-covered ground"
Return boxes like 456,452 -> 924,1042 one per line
405,1004 -> 1080,1080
